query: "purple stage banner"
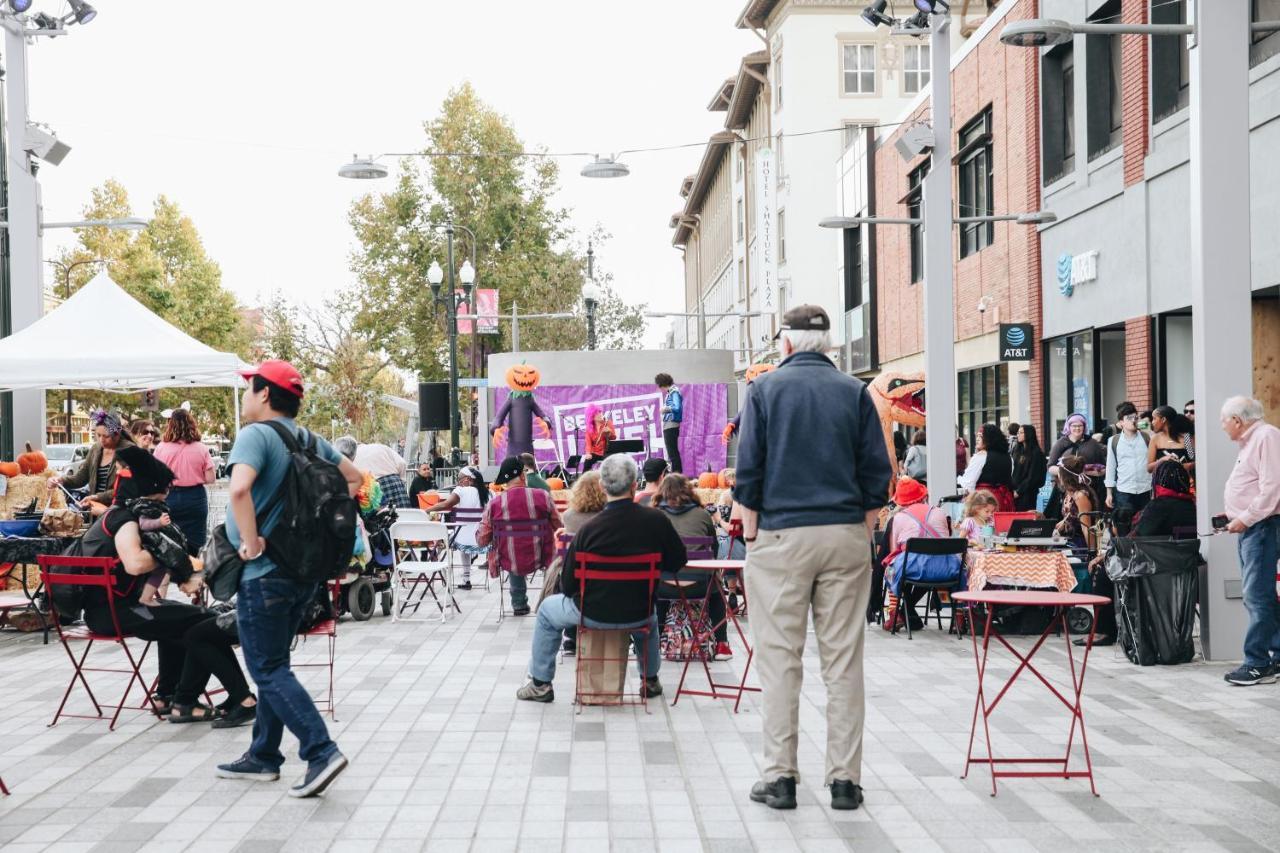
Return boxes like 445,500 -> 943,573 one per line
492,383 -> 728,475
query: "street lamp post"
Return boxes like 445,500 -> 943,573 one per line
583,241 -> 600,351
45,257 -> 105,442
427,225 -> 476,462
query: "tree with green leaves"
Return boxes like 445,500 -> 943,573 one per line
347,83 -> 645,391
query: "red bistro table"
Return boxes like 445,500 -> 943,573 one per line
671,559 -> 760,712
952,589 -> 1111,797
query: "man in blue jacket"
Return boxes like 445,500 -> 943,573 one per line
655,372 -> 684,473
735,304 -> 891,813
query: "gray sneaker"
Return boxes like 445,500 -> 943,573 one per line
288,752 -> 348,799
516,680 -> 554,703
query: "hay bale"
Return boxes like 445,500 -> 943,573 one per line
0,472 -> 65,519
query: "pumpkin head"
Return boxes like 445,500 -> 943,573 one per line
18,443 -> 48,476
546,477 -> 566,492
505,363 -> 541,394
698,471 -> 720,489
745,362 -> 776,383
0,462 -> 19,478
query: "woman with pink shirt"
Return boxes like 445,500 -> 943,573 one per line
154,409 -> 215,555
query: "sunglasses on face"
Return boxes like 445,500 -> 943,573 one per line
1184,409 -> 1194,416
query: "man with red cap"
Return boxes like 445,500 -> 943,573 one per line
215,360 -> 362,798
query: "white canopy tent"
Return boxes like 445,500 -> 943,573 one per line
0,271 -> 248,392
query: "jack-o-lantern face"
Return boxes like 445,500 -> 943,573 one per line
506,363 -> 541,392
745,363 -> 775,383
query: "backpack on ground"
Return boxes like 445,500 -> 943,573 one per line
260,421 -> 358,585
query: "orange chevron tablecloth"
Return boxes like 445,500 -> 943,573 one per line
967,550 -> 1077,593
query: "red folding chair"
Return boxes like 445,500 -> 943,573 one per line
492,517 -> 553,623
1,775 -> 8,795
572,551 -> 661,711
994,511 -> 1037,535
294,580 -> 341,719
724,519 -> 747,616
38,555 -> 162,730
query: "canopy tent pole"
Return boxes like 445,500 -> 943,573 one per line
233,387 -> 241,436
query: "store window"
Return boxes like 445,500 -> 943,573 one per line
1156,313 -> 1194,413
1253,0 -> 1280,65
1044,332 -> 1095,437
957,364 -> 1009,452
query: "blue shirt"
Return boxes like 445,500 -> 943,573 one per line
662,387 -> 684,424
226,417 -> 343,581
1105,430 -> 1152,495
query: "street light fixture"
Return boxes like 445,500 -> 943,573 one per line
581,155 -> 630,179
337,155 -> 389,180
66,0 -> 96,25
425,224 -> 477,461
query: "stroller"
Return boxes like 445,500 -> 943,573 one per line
336,504 -> 398,621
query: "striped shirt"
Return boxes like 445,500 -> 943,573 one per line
476,486 -> 562,578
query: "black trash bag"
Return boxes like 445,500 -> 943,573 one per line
1106,537 -> 1201,666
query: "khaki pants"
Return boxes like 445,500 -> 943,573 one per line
745,522 -> 872,785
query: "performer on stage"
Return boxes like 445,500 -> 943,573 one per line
656,373 -> 684,473
581,405 -> 616,472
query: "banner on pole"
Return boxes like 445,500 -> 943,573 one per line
754,147 -> 777,312
458,289 -> 500,335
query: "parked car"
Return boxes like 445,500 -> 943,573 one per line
43,443 -> 90,477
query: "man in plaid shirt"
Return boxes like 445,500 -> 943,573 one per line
477,456 -> 562,615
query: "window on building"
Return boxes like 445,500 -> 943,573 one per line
1044,332 -> 1095,437
1151,0 -> 1189,123
957,364 -> 1009,452
778,209 -> 787,263
957,109 -> 994,258
739,317 -> 749,360
735,147 -> 744,181
903,44 -> 930,94
1253,0 -> 1280,64
1085,1 -> 1123,160
737,198 -> 744,242
737,258 -> 746,300
1042,43 -> 1075,183
842,43 -> 876,94
776,132 -> 784,183
774,54 -> 783,109
842,122 -> 863,152
843,225 -> 863,310
907,161 -> 929,284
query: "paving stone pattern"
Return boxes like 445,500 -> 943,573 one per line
2,589 -> 1279,852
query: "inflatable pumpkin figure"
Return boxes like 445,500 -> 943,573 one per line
722,362 -> 776,444
490,362 -> 550,458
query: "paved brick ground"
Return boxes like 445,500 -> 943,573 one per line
2,586 -> 1279,852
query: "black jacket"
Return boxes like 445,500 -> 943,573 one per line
734,351 -> 891,529
1013,447 -> 1047,511
560,500 -> 686,625
1135,497 -> 1197,538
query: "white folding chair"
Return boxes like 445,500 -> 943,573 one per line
395,508 -> 432,524
389,519 -> 457,623
532,438 -> 567,479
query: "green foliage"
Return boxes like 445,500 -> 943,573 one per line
347,83 -> 645,385
50,180 -> 251,435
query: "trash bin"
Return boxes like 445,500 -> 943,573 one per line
1105,537 -> 1201,666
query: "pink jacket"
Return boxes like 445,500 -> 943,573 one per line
1224,421 -> 1280,527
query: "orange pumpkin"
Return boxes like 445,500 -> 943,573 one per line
18,443 -> 48,475
505,362 -> 541,393
546,477 -> 565,491
698,471 -> 720,489
0,461 -> 19,478
745,362 -> 775,383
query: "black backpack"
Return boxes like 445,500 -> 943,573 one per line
259,421 -> 358,585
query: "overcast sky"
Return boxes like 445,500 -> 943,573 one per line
28,0 -> 760,347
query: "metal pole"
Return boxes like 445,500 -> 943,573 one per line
1189,2 -> 1251,661
3,21 -> 45,453
446,225 -> 460,458
511,301 -> 520,352
587,303 -> 597,350
922,11 -> 957,499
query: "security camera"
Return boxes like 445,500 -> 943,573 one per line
895,122 -> 935,162
23,124 -> 71,166
977,296 -> 992,314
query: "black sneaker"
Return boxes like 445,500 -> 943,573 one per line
562,640 -> 576,656
641,677 -> 663,698
1225,665 -> 1276,686
288,751 -> 348,799
830,780 -> 864,810
456,581 -> 473,591
212,701 -> 257,730
215,753 -> 279,781
512,606 -> 531,616
749,776 -> 797,810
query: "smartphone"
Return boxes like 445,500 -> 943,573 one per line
1212,514 -> 1229,531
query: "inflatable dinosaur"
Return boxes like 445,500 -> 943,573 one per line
490,362 -> 550,459
868,371 -> 926,478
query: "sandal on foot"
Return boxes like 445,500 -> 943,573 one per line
168,702 -> 217,723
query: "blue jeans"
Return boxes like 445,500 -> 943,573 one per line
237,575 -> 339,770
1239,515 -> 1280,668
166,484 -> 208,554
1113,490 -> 1151,515
529,594 -> 659,683
508,573 -> 528,610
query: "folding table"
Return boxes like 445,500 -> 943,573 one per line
953,589 -> 1110,797
670,558 -> 759,712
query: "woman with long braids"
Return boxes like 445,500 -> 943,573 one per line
1147,404 -> 1196,475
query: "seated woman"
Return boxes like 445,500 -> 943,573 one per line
74,446 -> 254,724
873,477 -> 950,630
408,462 -> 437,507
958,422 -> 1016,511
432,466 -> 490,590
652,474 -> 731,659
48,409 -> 135,516
580,405 -> 616,473
1054,456 -> 1097,557
1134,460 -> 1197,537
